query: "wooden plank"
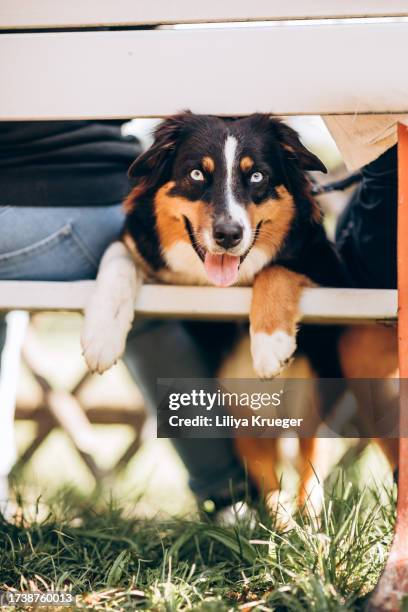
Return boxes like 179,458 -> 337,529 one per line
1,23 -> 408,119
1,1 -> 407,29
15,405 -> 145,425
0,281 -> 397,324
367,120 -> 408,612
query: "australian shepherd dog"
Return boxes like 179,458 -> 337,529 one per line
82,113 -> 387,515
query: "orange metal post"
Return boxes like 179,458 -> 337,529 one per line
369,123 -> 408,610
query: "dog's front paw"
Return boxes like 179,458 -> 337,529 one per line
81,296 -> 133,374
81,324 -> 126,374
250,329 -> 296,379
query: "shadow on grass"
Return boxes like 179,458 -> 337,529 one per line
0,475 -> 396,611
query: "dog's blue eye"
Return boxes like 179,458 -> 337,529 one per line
250,171 -> 263,183
190,169 -> 204,182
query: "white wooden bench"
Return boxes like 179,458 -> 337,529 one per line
0,2 -> 406,325
0,282 -> 398,324
1,3 -> 408,607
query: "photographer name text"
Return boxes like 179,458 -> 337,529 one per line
168,414 -> 303,429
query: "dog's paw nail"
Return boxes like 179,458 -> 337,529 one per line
251,329 -> 296,379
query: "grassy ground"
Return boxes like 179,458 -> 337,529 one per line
0,473 -> 395,611
1,313 -> 397,610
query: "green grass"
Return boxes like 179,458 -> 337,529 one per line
0,474 -> 395,611
6,315 -> 397,609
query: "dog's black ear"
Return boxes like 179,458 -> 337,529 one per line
272,119 -> 327,173
125,112 -> 193,210
128,112 -> 192,182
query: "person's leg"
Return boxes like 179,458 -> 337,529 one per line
335,145 -> 397,289
0,206 -> 247,507
0,205 -> 126,499
0,205 -> 125,280
124,320 -> 249,507
336,148 -> 399,473
0,204 -> 125,364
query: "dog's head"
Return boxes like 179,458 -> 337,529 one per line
125,112 -> 326,286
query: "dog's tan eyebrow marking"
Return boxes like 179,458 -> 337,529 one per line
202,156 -> 215,173
240,156 -> 254,172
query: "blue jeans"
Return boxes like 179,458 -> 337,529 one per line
0,205 -> 245,502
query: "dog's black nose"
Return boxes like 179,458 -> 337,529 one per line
213,221 -> 243,249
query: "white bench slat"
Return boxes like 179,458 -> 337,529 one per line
1,1 -> 407,29
2,23 -> 408,120
0,282 -> 397,324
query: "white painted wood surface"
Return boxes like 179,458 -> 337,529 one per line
1,22 -> 408,119
1,1 -> 407,29
0,282 -> 397,324
0,312 -> 29,484
0,8 -> 400,325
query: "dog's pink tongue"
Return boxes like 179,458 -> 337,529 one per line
204,253 -> 240,287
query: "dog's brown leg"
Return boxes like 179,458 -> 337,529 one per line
297,437 -> 325,511
250,265 -> 311,379
236,437 -> 296,527
234,437 -> 279,493
339,324 -> 399,468
247,266 -> 312,516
